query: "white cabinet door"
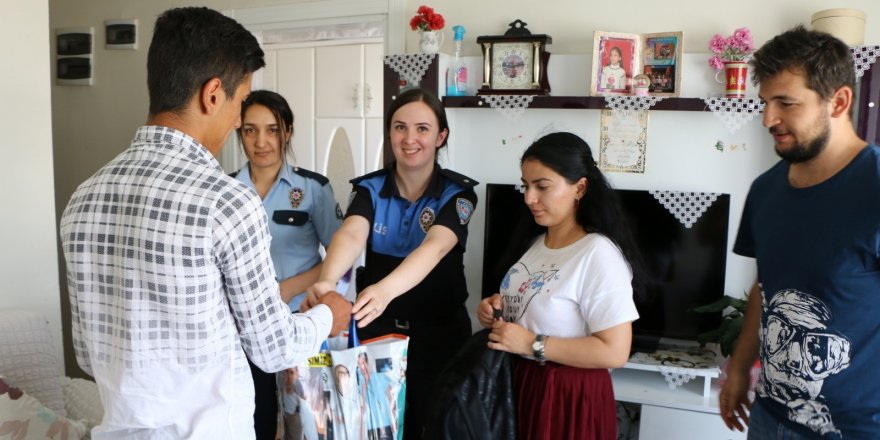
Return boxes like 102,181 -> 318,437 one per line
315,43 -> 384,119
316,45 -> 365,118
364,43 -> 384,119
275,47 -> 316,170
365,117 -> 384,172
316,118 -> 365,176
260,41 -> 382,180
316,119 -> 365,210
639,405 -> 747,440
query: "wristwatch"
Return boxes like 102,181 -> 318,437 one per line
532,334 -> 547,365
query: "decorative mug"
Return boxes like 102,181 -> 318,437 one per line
419,30 -> 444,55
714,61 -> 748,98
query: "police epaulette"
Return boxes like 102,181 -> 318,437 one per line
439,168 -> 479,188
292,167 -> 330,186
350,167 -> 389,184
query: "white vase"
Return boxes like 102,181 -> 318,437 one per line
419,30 -> 444,54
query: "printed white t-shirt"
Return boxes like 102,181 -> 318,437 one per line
500,233 -> 639,339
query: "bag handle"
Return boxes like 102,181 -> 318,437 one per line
347,312 -> 360,348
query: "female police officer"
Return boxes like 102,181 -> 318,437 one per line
304,88 -> 477,439
233,90 -> 342,439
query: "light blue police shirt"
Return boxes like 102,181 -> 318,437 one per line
235,162 -> 342,310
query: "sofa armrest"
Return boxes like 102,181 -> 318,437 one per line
62,377 -> 103,433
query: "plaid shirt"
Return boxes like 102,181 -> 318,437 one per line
60,126 -> 331,438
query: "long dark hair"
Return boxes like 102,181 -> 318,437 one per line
237,90 -> 295,157
516,132 -> 643,284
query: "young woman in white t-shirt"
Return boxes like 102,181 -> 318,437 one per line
477,131 -> 642,440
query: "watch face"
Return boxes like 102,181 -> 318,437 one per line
491,42 -> 534,89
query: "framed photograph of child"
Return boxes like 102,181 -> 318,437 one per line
590,31 -> 639,96
590,30 -> 684,97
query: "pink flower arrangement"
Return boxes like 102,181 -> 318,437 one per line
410,5 -> 445,32
708,27 -> 754,70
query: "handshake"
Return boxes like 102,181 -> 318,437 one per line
302,289 -> 353,337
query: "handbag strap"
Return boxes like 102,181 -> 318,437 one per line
347,311 -> 359,348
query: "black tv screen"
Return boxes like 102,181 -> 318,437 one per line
482,184 -> 730,351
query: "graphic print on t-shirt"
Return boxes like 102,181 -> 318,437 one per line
758,289 -> 851,436
500,262 -> 559,321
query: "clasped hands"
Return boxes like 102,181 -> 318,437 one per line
478,293 -> 535,356
302,280 -> 392,330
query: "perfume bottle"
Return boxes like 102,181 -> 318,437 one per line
446,25 -> 467,96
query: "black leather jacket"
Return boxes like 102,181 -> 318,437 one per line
425,328 -> 517,440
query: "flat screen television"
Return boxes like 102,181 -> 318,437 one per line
482,183 -> 730,352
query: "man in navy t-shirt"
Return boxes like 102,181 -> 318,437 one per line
720,26 -> 880,439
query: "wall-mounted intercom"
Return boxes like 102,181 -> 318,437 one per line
56,27 -> 94,86
105,19 -> 137,50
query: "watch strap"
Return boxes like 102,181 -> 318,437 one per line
533,334 -> 547,365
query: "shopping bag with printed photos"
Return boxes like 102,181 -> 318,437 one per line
278,274 -> 356,440
330,328 -> 409,440
278,335 -> 348,440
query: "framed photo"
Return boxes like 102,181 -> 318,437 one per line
477,20 -> 552,95
642,32 -> 682,96
590,30 -> 683,97
590,31 -> 639,96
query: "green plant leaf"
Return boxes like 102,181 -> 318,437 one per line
696,328 -> 722,346
690,292 -> 749,357
719,316 -> 743,357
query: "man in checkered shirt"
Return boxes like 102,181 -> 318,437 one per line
59,7 -> 352,439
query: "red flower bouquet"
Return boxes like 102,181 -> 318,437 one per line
410,5 -> 445,32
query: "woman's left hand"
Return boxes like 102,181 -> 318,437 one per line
352,285 -> 393,328
487,320 -> 534,356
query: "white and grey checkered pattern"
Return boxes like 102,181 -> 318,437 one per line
59,127 -> 330,431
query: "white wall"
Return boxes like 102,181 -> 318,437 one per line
48,0 -> 880,372
412,0 -> 880,56
0,0 -> 62,361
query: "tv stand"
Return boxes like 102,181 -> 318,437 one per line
612,344 -> 747,440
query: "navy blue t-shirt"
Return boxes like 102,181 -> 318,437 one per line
734,145 -> 880,439
346,163 -> 478,322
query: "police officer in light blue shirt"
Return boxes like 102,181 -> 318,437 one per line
234,163 -> 340,309
233,90 -> 342,440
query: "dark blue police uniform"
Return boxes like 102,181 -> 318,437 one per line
346,162 -> 477,439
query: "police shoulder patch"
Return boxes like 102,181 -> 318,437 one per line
456,198 -> 474,225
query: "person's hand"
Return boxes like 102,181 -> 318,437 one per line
301,280 -> 337,312
719,364 -> 752,432
317,291 -> 353,337
477,294 -> 503,328
487,320 -> 533,356
352,285 -> 394,328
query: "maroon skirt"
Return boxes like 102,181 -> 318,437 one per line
514,358 -> 617,440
